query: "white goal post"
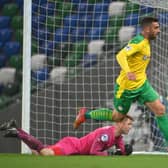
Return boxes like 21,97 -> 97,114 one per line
22,0 -> 168,154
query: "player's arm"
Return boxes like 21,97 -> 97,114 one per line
89,134 -> 109,156
116,44 -> 140,80
115,136 -> 133,155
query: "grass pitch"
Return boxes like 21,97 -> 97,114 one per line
0,154 -> 167,168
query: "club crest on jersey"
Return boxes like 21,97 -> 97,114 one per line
101,134 -> 109,142
118,106 -> 123,111
125,45 -> 132,51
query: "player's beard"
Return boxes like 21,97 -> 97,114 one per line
149,34 -> 157,40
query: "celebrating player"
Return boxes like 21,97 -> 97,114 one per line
0,116 -> 133,156
73,17 -> 168,144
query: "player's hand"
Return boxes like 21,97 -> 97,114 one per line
127,72 -> 136,81
124,144 -> 133,155
107,149 -> 122,156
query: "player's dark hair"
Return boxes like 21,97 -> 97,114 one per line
121,115 -> 134,122
141,17 -> 158,28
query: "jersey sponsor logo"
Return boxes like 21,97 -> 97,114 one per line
143,55 -> 150,60
101,134 -> 109,142
124,45 -> 132,51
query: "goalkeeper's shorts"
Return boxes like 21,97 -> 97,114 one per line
113,80 -> 159,114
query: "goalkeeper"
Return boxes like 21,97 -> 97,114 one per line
74,17 -> 168,144
0,116 -> 133,156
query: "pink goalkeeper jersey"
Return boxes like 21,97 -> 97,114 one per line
48,126 -> 126,156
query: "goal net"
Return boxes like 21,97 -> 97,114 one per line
26,0 -> 168,153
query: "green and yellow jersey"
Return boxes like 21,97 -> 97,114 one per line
116,34 -> 151,90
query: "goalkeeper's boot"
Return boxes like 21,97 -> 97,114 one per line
0,119 -> 17,131
73,107 -> 87,129
3,128 -> 18,138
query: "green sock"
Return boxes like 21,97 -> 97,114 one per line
156,114 -> 168,142
85,108 -> 113,121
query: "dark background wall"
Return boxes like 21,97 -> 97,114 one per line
0,101 -> 21,153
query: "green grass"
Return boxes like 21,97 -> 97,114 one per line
0,154 -> 167,168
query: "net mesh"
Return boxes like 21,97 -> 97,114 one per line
129,0 -> 168,10
29,0 -> 168,152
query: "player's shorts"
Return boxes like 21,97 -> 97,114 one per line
113,80 -> 159,114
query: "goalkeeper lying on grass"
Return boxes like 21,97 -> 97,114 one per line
0,115 -> 133,156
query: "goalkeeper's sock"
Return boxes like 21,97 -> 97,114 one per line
156,114 -> 168,142
85,108 -> 113,121
17,128 -> 44,152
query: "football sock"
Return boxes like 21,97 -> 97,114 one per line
85,108 -> 113,121
156,114 -> 168,143
17,128 -> 44,152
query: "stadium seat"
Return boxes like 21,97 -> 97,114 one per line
39,41 -> 55,56
125,3 -> 140,15
31,54 -> 47,71
32,67 -> 49,83
82,53 -> 97,68
79,14 -> 92,31
109,16 -> 123,27
0,54 -> 7,68
8,55 -> 22,70
54,28 -> 70,44
56,43 -> 71,57
124,13 -> 139,26
46,15 -> 62,31
158,13 -> 168,25
94,14 -> 109,28
0,42 -> 3,50
87,27 -> 104,41
64,52 -> 83,67
47,43 -> 72,66
71,42 -> 87,61
118,26 -> 136,44
0,16 -> 11,29
11,16 -> 23,30
108,2 -> 126,16
104,26 -> 120,43
33,28 -> 51,45
71,28 -> 86,42
49,66 -> 67,84
93,2 -> 109,15
39,2 -> 56,16
77,3 -> 93,16
0,0 -> 11,8
32,15 -> 46,29
0,67 -> 16,85
71,0 -> 86,4
15,29 -> 23,43
3,42 -> 21,57
140,6 -> 154,14
32,3 -> 38,15
87,0 -> 103,3
32,0 -> 47,5
14,0 -> 24,8
0,28 -> 13,43
63,14 -> 79,29
2,3 -> 19,16
88,40 -> 105,55
57,2 -> 73,17
31,40 -> 38,54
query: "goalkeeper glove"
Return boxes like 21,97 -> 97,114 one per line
124,144 -> 133,155
107,149 -> 122,156
108,144 -> 133,156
